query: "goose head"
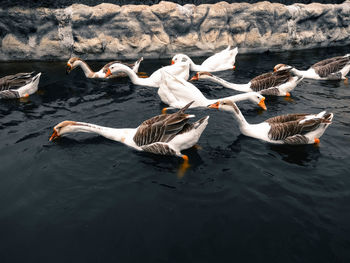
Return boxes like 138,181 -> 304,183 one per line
273,64 -> 292,72
49,121 -> 78,141
208,100 -> 241,113
171,54 -> 191,65
66,57 -> 81,74
209,93 -> 267,111
190,72 -> 213,81
247,92 -> 267,110
104,63 -> 129,78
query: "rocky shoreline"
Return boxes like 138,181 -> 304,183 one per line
0,0 -> 349,61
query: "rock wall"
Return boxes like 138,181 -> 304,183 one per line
1,0 -> 345,8
0,0 -> 350,61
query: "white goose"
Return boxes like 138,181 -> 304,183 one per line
66,57 -> 143,78
50,102 -> 208,163
172,46 -> 238,72
190,69 -> 303,97
158,71 -> 266,112
208,100 -> 333,145
274,54 -> 350,80
0,72 -> 41,99
105,62 -> 190,87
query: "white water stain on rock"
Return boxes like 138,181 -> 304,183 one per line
56,6 -> 74,56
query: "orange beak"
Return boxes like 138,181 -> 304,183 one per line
258,97 -> 267,110
233,65 -> 236,70
171,60 -> 175,65
208,101 -> 220,109
49,129 -> 59,141
273,67 -> 277,72
190,75 -> 198,81
105,68 -> 112,78
314,138 -> 320,144
66,63 -> 72,74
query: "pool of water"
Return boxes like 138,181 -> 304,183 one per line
0,46 -> 350,262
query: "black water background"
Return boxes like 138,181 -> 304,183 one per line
0,46 -> 350,262
0,0 -> 345,8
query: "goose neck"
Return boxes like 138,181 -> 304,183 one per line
209,75 -> 250,92
230,106 -> 249,130
76,60 -> 94,77
65,122 -> 134,144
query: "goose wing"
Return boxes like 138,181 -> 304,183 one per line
312,56 -> 344,68
267,115 -> 330,141
133,101 -> 194,146
265,113 -> 308,124
0,72 -> 35,91
250,69 -> 292,92
159,71 -> 208,107
0,72 -> 36,98
312,57 -> 350,77
251,71 -> 274,82
201,46 -> 238,69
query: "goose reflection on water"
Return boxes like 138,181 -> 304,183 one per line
225,134 -> 321,167
268,144 -> 321,167
139,146 -> 204,179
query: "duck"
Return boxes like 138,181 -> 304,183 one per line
190,68 -> 303,97
66,57 -> 143,78
49,101 -> 209,164
158,71 -> 266,112
0,72 -> 41,99
274,54 -> 350,81
208,99 -> 333,145
104,62 -> 190,87
171,46 -> 238,72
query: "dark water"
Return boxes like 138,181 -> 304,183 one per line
0,46 -> 350,263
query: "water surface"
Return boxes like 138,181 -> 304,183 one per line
0,46 -> 350,262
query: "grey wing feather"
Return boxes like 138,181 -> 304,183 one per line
0,72 -> 35,91
141,143 -> 176,156
176,116 -> 208,135
133,101 -> 195,146
283,135 -> 309,145
0,90 -> 20,99
251,71 -> 274,82
312,56 -> 344,67
313,57 -> 350,77
265,113 -> 308,124
268,118 -> 323,141
260,87 -> 280,96
250,70 -> 292,92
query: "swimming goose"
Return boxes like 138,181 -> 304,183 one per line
105,62 -> 190,87
66,57 -> 143,78
274,54 -> 350,80
190,69 -> 303,97
208,100 -> 333,145
0,72 -> 41,99
158,71 -> 266,112
171,46 -> 238,72
49,101 -> 208,162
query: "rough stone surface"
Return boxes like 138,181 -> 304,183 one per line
0,1 -> 350,61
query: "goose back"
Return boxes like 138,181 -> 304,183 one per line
312,56 -> 350,77
250,69 -> 292,92
133,102 -> 194,146
268,118 -> 326,141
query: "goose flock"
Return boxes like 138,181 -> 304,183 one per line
1,46 -> 349,164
